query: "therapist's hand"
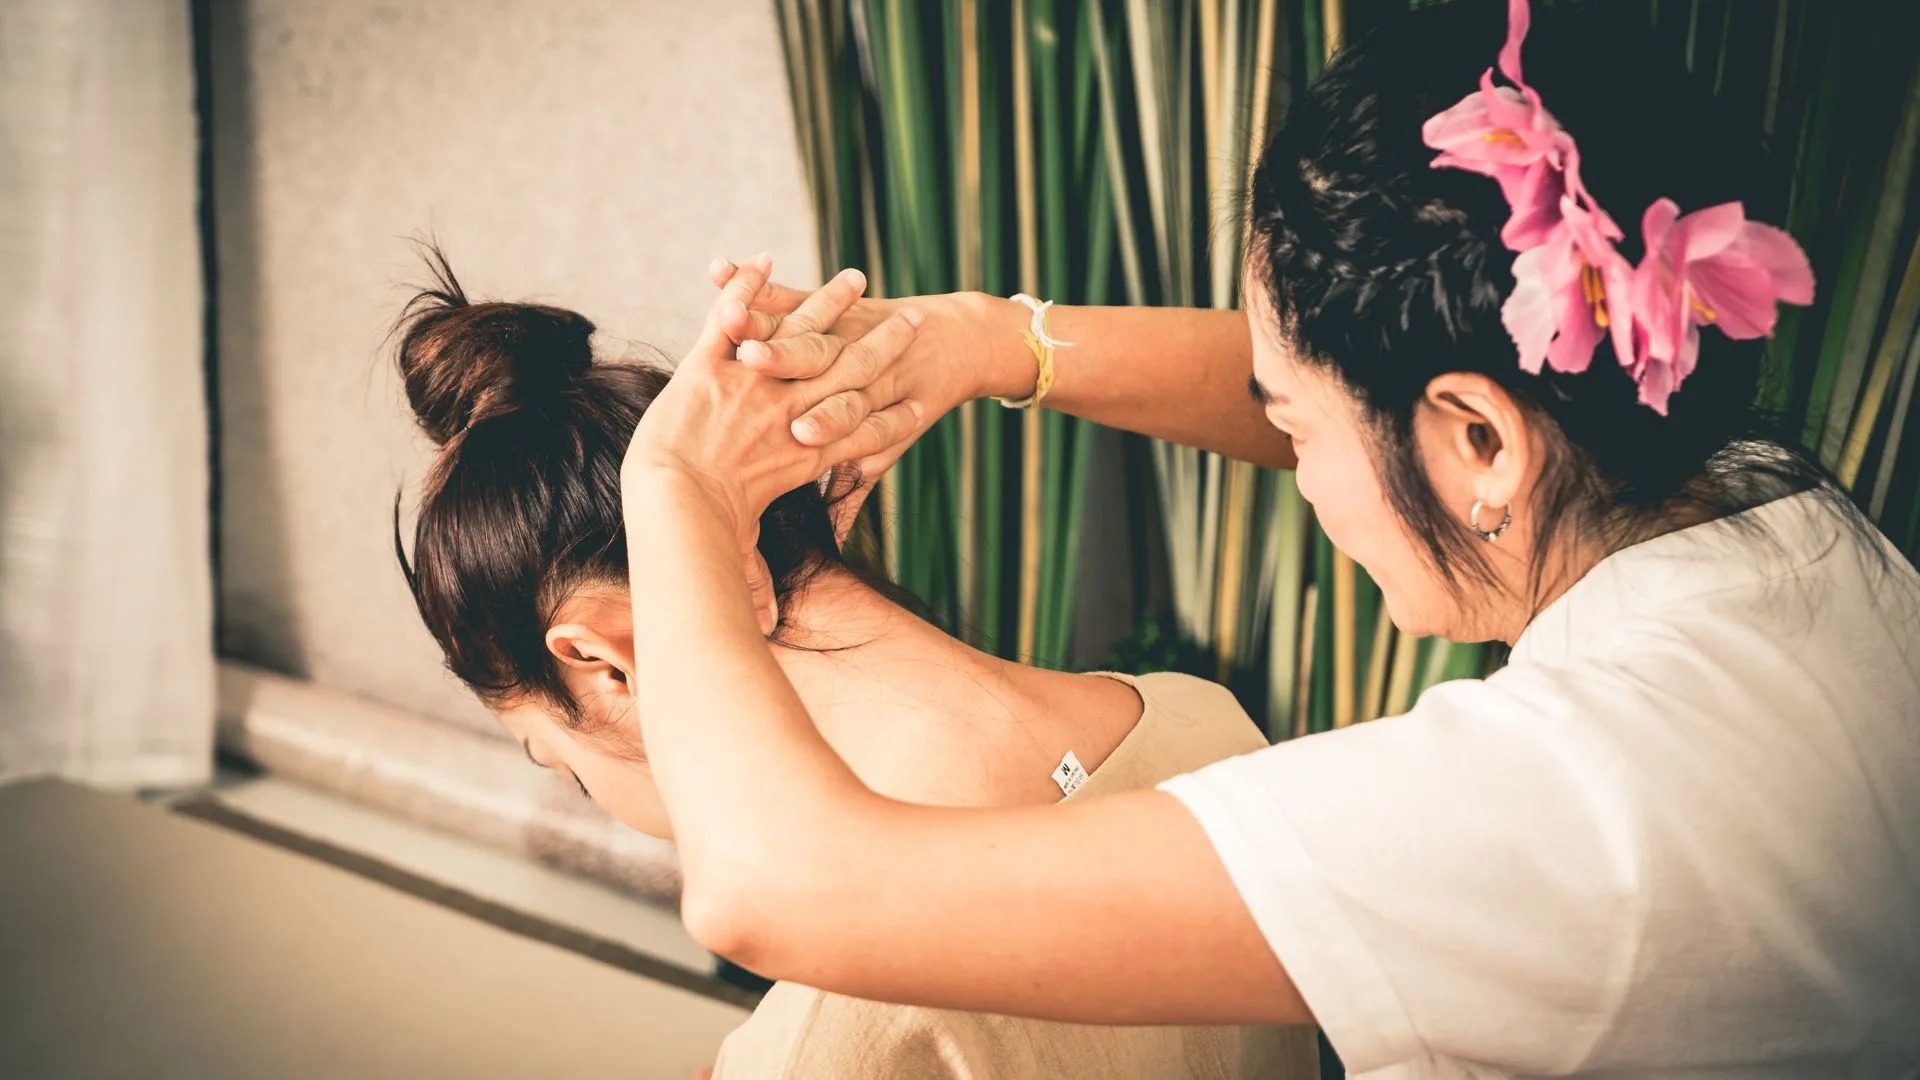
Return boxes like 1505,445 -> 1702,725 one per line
622,255 -> 924,607
707,259 -> 1038,456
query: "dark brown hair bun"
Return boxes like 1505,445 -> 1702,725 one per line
393,244 -> 595,445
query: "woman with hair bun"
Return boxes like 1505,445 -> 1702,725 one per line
390,246 -> 1309,1078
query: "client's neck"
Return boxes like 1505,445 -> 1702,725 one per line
767,567 -> 1140,808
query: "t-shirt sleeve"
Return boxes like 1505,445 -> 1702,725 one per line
1159,667 -> 1644,1075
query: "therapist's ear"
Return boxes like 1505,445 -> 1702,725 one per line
1418,372 -> 1532,516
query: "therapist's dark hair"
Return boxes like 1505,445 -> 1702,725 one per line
389,244 -> 843,724
1245,2 -> 1851,608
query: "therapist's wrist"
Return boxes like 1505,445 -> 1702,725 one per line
954,291 -> 1044,402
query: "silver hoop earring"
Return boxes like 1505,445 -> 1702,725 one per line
1468,500 -> 1512,542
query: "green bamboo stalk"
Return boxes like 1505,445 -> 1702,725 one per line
1767,21 -> 1845,417
1125,0 -> 1175,298
1265,474 -> 1307,738
1213,461 -> 1257,677
1441,640 -> 1486,683
1417,638 -> 1454,692
953,0 -> 984,640
1012,0 -> 1043,662
1684,0 -> 1700,74
1301,0 -> 1323,84
1711,0 -> 1732,97
1169,2 -> 1196,306
1294,581 -> 1318,739
1087,0 -> 1148,306
1762,0 -> 1788,139
1034,0 -> 1080,667
1383,626 -> 1421,716
978,6 -> 1009,655
1246,0 -> 1280,180
1361,604 -> 1393,721
1331,551 -> 1356,727
1804,204 -> 1878,455
1819,56 -> 1920,467
1840,233 -> 1920,489
1310,527 -> 1335,732
1043,149 -> 1116,667
1869,323 -> 1920,520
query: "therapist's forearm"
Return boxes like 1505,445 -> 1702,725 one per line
619,467 -> 1308,1025
970,298 -> 1295,469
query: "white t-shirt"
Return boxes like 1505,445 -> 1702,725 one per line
1162,491 -> 1920,1079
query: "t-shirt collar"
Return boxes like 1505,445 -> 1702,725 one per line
1511,490 -> 1834,665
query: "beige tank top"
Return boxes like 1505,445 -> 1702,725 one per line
709,671 -> 1321,1080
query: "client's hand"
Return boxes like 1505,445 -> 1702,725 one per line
622,255 -> 924,618
707,259 -> 1037,465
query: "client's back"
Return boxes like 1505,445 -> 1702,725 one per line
713,671 -> 1316,1080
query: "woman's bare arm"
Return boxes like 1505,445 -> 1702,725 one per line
624,467 -> 1309,1026
710,263 -> 1294,469
986,299 -> 1295,469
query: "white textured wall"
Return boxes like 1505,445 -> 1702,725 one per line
210,0 -> 819,732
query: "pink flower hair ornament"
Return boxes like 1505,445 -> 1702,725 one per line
1421,0 -> 1815,414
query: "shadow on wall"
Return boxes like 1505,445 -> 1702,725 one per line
0,30 -> 64,773
0,337 -> 57,775
201,0 -> 307,676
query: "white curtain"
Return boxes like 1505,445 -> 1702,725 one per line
0,1 -> 214,787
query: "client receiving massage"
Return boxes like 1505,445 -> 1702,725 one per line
387,248 -> 1311,1079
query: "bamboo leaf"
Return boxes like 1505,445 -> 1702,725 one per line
1361,605 -> 1394,721
1819,56 -> 1920,467
1383,626 -> 1422,716
1331,551 -> 1356,728
1869,322 -> 1920,520
1804,189 -> 1876,454
1266,474 -> 1307,739
1294,581 -> 1318,740
1840,232 -> 1920,489
1761,0 -> 1788,139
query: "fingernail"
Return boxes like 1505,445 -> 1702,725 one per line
709,256 -> 727,274
907,400 -> 926,421
842,267 -> 867,291
791,418 -> 816,442
751,251 -> 773,268
739,340 -> 769,362
903,306 -> 926,328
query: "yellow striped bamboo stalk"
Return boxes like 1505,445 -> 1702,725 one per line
955,0 -> 984,631
1839,233 -> 1920,488
1012,0 -> 1043,664
1362,606 -> 1394,720
1384,626 -> 1421,717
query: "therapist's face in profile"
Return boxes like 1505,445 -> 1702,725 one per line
1245,280 -> 1533,642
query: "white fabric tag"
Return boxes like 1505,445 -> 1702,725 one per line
1051,750 -> 1089,797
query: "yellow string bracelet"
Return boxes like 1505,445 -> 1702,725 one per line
995,293 -> 1072,409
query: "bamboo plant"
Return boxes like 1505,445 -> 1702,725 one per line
776,0 -> 1920,746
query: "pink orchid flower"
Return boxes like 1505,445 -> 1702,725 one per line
1503,196 -> 1636,377
1421,0 -> 1572,251
1628,198 -> 1816,413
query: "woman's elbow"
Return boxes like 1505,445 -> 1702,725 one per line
678,868 -> 773,967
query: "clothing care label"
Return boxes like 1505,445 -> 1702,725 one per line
1051,750 -> 1089,797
